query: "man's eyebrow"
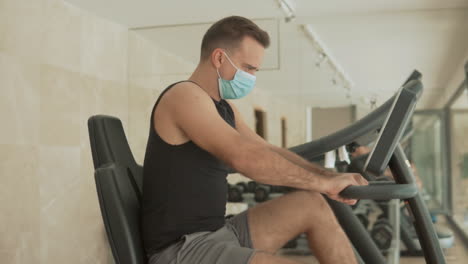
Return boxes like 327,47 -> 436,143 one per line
243,63 -> 260,71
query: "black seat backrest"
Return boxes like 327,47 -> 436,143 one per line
87,115 -> 147,263
95,163 -> 146,264
87,115 -> 143,197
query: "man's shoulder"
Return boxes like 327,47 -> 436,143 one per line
165,81 -> 203,97
161,81 -> 212,107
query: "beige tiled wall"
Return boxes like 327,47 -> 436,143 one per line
1,0 -> 128,263
0,0 -> 310,263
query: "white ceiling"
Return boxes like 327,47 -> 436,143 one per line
299,9 -> 468,105
65,0 -> 468,109
295,0 -> 468,17
65,0 -> 468,28
136,19 -> 281,70
65,0 -> 281,28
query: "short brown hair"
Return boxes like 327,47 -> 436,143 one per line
200,16 -> 270,60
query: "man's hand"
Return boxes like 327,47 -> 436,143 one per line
322,173 -> 368,205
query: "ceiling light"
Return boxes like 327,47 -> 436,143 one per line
301,24 -> 354,90
315,52 -> 327,68
277,0 -> 296,22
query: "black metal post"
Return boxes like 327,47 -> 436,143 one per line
389,145 -> 446,264
325,196 -> 386,264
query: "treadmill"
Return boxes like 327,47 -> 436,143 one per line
289,72 -> 446,264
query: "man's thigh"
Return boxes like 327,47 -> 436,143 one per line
149,226 -> 255,264
247,190 -> 330,254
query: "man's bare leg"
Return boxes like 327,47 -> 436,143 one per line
247,190 -> 357,264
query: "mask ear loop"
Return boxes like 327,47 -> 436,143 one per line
217,51 -> 239,80
222,51 -> 240,71
223,51 -> 256,82
217,72 -> 224,99
216,50 -> 226,80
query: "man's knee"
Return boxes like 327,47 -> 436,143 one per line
289,190 -> 339,231
291,190 -> 329,214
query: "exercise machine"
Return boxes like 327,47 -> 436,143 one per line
289,71 -> 446,264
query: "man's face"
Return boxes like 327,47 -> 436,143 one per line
216,36 -> 265,79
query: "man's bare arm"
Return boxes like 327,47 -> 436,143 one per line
223,100 -> 367,204
269,145 -> 336,177
165,84 -> 345,196
225,101 -> 337,177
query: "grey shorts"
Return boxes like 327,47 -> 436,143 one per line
148,210 -> 257,264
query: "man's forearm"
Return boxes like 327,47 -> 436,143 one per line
232,141 -> 329,193
270,145 -> 336,177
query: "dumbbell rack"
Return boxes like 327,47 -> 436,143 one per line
356,198 -> 401,264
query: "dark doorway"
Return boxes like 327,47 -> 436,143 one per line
255,109 -> 267,139
281,117 -> 287,148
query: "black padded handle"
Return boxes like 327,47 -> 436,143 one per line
340,181 -> 418,200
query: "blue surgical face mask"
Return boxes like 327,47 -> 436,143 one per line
217,52 -> 256,100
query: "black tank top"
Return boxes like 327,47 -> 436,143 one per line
141,81 -> 236,256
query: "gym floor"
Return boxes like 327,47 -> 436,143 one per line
279,218 -> 468,263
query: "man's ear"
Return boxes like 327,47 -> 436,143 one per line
211,48 -> 224,68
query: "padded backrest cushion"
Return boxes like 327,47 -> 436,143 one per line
88,115 -> 143,196
95,163 -> 146,264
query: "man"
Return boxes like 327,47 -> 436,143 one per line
141,16 -> 368,264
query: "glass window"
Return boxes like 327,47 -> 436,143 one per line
449,88 -> 468,231
410,112 -> 448,213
